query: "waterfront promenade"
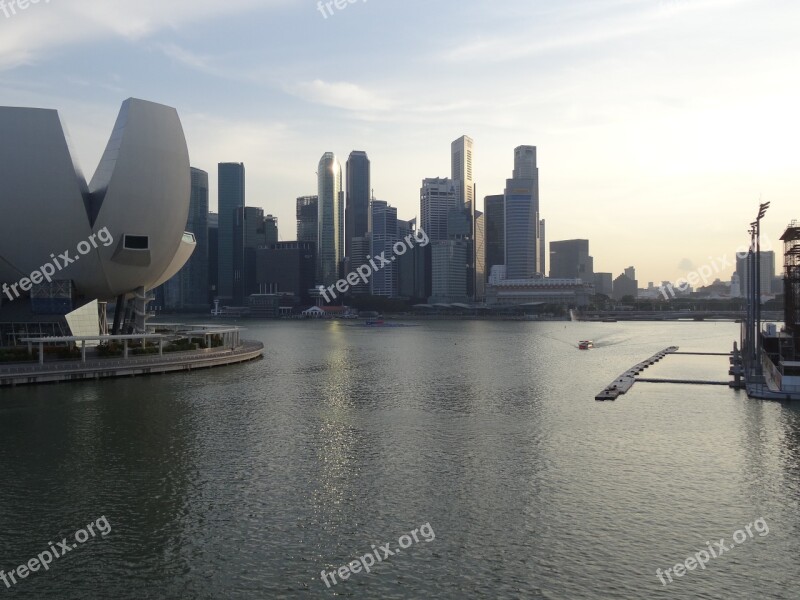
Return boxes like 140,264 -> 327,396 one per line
0,341 -> 263,387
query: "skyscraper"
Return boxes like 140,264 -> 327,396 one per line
317,152 -> 344,287
475,211 -> 485,301
549,239 -> 594,281
420,178 -> 459,242
484,194 -> 505,281
233,206 -> 267,304
504,146 -> 540,279
370,200 -> 398,297
345,151 -> 370,260
451,135 -> 474,210
183,167 -> 209,309
217,162 -> 245,302
539,219 -> 546,275
264,214 -> 279,246
208,212 -> 218,304
296,196 -> 318,244
451,136 -> 476,299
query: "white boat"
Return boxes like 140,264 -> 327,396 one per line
578,340 -> 593,350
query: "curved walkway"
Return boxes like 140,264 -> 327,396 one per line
0,341 -> 264,387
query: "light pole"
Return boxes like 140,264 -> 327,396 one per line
753,202 -> 770,370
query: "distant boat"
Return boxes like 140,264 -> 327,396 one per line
578,340 -> 594,350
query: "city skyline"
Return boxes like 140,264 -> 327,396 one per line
1,0 -> 797,285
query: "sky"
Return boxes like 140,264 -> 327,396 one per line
1,0 -> 798,285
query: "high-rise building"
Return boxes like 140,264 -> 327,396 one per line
296,196 -> 318,244
420,178 -> 459,242
624,266 -> 636,281
182,168 -> 209,309
345,151 -> 370,260
430,240 -> 468,303
255,241 -> 317,301
317,153 -> 344,287
484,195 -> 505,281
233,206 -> 267,304
475,211 -> 485,301
504,146 -> 540,279
451,135 -> 474,211
264,214 -> 279,246
208,212 -> 218,304
539,219 -> 546,275
594,272 -> 613,297
613,273 -> 638,300
549,239 -> 594,282
217,162 -> 245,302
350,236 -> 372,295
370,200 -> 398,297
451,136 -> 476,299
736,251 -> 776,297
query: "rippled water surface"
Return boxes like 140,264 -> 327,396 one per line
1,320 -> 799,599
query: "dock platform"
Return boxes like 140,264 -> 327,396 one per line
595,346 -> 679,401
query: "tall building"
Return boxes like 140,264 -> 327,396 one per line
350,236 -> 372,295
345,151 -> 370,260
504,146 -> 540,279
451,135 -> 474,211
736,251 -> 776,297
451,136 -> 476,299
255,241 -> 317,300
624,266 -> 636,281
484,195 -> 505,281
420,178 -> 459,242
182,168 -> 209,309
475,211 -> 485,301
233,206 -> 267,304
208,213 -> 218,304
539,219 -> 546,275
594,272 -> 613,297
317,153 -> 344,287
369,200 -> 398,297
296,196 -> 318,244
549,239 -> 594,282
613,273 -> 638,300
430,240 -> 468,303
217,162 -> 245,302
264,214 -> 279,246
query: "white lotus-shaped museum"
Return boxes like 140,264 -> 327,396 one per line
0,98 -> 195,303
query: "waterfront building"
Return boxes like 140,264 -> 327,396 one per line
451,135 -> 475,211
255,241 -> 317,301
0,98 -> 195,334
208,213 -> 218,305
345,151 -> 370,260
430,240 -> 468,304
420,178 -> 459,242
484,194 -> 505,281
485,268 -> 593,307
233,206 -> 269,305
475,211 -> 486,301
370,200 -> 398,297
350,236 -> 372,295
736,250 -> 776,297
549,239 -> 594,282
317,153 -> 344,287
613,273 -> 638,300
594,272 -> 613,297
264,214 -> 279,246
297,196 -> 319,243
505,146 -> 541,279
217,162 -> 245,303
539,219 -> 546,275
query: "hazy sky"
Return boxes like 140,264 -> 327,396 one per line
1,0 -> 798,284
